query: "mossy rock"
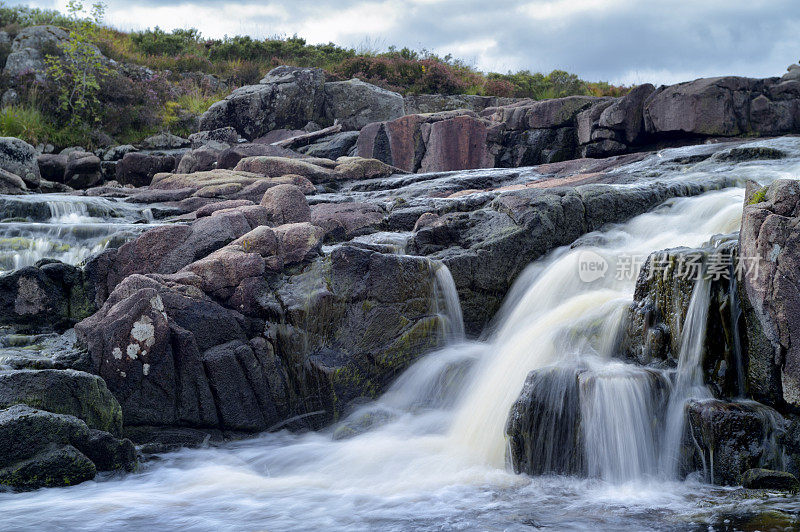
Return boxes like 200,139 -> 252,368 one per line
0,369 -> 123,435
0,444 -> 96,491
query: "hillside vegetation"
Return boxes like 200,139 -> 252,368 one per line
0,2 -> 628,148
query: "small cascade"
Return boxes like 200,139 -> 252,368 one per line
0,194 -> 160,274
660,276 -> 713,478
579,363 -> 669,482
431,262 -> 465,342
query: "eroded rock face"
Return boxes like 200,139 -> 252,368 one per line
76,242 -> 444,433
357,111 -> 493,172
739,179 -> 800,407
621,244 -> 745,398
645,77 -> 800,140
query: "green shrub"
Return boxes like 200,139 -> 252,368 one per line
130,27 -> 202,56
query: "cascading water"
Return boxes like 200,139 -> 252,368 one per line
5,139 -> 800,530
432,262 -> 465,342
660,276 -> 713,478
0,194 -> 159,273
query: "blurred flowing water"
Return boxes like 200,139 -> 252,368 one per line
0,194 -> 158,273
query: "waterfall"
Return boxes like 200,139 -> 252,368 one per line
448,188 -> 745,471
660,277 -> 713,478
432,262 -> 465,342
579,363 -> 669,482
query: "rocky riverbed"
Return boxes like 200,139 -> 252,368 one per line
2,60 -> 800,530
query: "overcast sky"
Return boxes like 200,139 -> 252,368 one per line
11,0 -> 800,85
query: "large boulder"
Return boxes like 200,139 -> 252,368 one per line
0,168 -> 26,194
37,153 -> 67,182
298,131 -> 360,159
506,366 -> 586,476
64,151 -> 103,189
259,183 -> 311,225
0,369 -> 123,435
310,202 -> 385,242
323,78 -> 404,130
0,137 -> 40,188
141,132 -> 190,150
739,179 -> 800,407
597,83 -> 655,144
644,77 -> 755,137
4,25 -> 69,81
682,399 -> 787,485
199,66 -> 327,140
75,274 -> 256,429
95,209 -> 256,299
200,66 -> 409,140
116,152 -> 179,187
188,127 -> 239,149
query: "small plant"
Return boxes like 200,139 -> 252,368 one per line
44,1 -> 110,125
748,187 -> 768,204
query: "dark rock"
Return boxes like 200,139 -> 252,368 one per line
217,142 -> 302,169
506,366 -> 586,475
0,369 -> 123,434
116,152 -> 179,187
0,262 -> 95,332
64,151 -> 102,189
598,83 -> 655,144
298,131 -> 360,159
141,132 -> 190,150
644,77 -> 754,137
0,168 -> 26,194
176,143 -> 224,174
0,405 -> 135,491
189,127 -> 239,149
37,153 -> 67,182
0,444 -> 96,490
102,144 -> 137,161
741,468 -> 799,491
200,66 -> 327,140
683,399 -> 786,485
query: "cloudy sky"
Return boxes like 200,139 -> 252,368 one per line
10,0 -> 800,85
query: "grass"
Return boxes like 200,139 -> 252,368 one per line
0,105 -> 85,146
